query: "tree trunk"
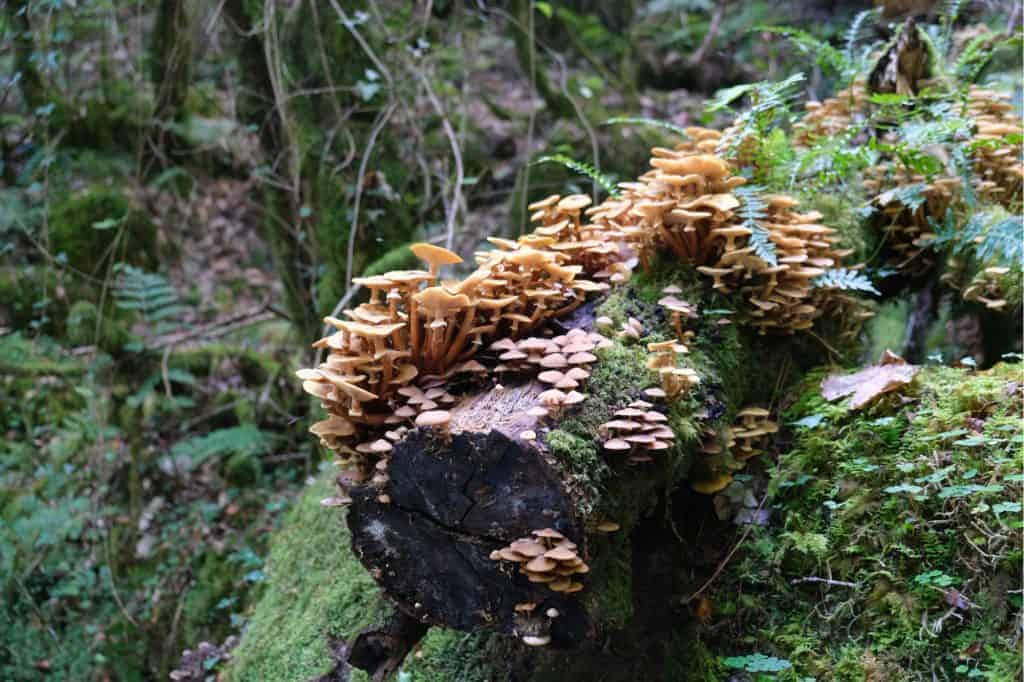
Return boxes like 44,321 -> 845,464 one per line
149,0 -> 193,163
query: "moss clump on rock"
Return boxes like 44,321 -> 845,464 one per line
49,189 -> 157,274
224,470 -> 389,682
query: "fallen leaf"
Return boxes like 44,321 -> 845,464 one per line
822,351 -> 919,410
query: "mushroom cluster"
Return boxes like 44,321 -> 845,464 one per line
862,166 -> 961,279
958,265 -> 1012,311
659,285 -> 697,343
967,86 -> 1024,209
646,340 -> 699,399
600,400 -> 675,463
300,230 -> 616,456
731,406 -> 779,460
690,405 -> 777,495
792,80 -> 869,147
490,528 -> 588,593
694,193 -> 871,335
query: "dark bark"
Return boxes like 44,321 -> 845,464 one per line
347,612 -> 430,682
902,274 -> 940,363
345,402 -> 589,644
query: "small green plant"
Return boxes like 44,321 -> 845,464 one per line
533,154 -> 620,197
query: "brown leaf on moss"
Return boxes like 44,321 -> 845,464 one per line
821,353 -> 919,409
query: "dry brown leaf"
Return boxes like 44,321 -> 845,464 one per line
821,352 -> 919,409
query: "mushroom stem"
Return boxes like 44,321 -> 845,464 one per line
443,305 -> 478,368
409,299 -> 421,364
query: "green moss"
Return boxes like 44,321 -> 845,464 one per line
225,470 -> 388,682
399,629 -> 494,682
49,188 -> 157,274
707,362 -> 1024,678
582,531 -> 634,628
65,300 -> 134,352
224,451 -> 263,487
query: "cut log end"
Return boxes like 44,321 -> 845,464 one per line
346,426 -> 588,645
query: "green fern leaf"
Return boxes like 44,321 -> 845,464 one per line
113,264 -> 187,335
813,268 -> 880,295
734,185 -> 777,267
533,154 -> 620,197
758,25 -> 848,76
171,425 -> 276,465
602,117 -> 689,138
844,8 -> 879,65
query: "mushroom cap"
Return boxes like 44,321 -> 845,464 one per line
510,540 -> 546,557
692,473 -> 733,495
604,438 -> 631,451
410,243 -> 463,267
522,635 -> 551,647
563,391 -> 586,405
310,415 -> 357,437
557,194 -> 592,211
544,546 -> 577,561
414,286 -> 471,313
596,521 -> 620,533
534,528 -> 565,539
736,406 -> 771,418
538,388 -> 567,405
525,555 -> 556,572
415,410 -> 452,428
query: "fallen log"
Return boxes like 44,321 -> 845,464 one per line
336,268 -> 828,670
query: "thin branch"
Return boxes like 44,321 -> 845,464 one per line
790,576 -> 859,588
415,68 -> 464,251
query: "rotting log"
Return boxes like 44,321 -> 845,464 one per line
345,309 -> 600,652
335,270 -> 833,675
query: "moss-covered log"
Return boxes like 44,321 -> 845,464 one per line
324,259 -> 840,675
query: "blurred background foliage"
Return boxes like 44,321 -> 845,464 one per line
0,0 -> 1021,680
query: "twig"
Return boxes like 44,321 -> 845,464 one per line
687,0 -> 726,67
683,492 -> 768,604
791,576 -> 859,588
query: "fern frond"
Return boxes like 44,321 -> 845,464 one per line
813,268 -> 880,295
757,26 -> 848,77
939,0 -> 965,57
716,73 -> 806,162
534,154 -> 620,197
113,264 -> 188,335
843,8 -> 879,65
875,183 -> 929,212
603,117 -> 690,138
934,211 -> 1024,268
170,425 -> 276,466
733,185 -> 778,266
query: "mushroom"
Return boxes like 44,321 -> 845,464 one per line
415,409 -> 452,443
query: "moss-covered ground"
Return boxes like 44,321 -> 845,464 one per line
226,471 -> 389,682
703,361 -> 1023,680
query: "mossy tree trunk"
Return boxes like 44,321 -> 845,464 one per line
149,0 -> 193,163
